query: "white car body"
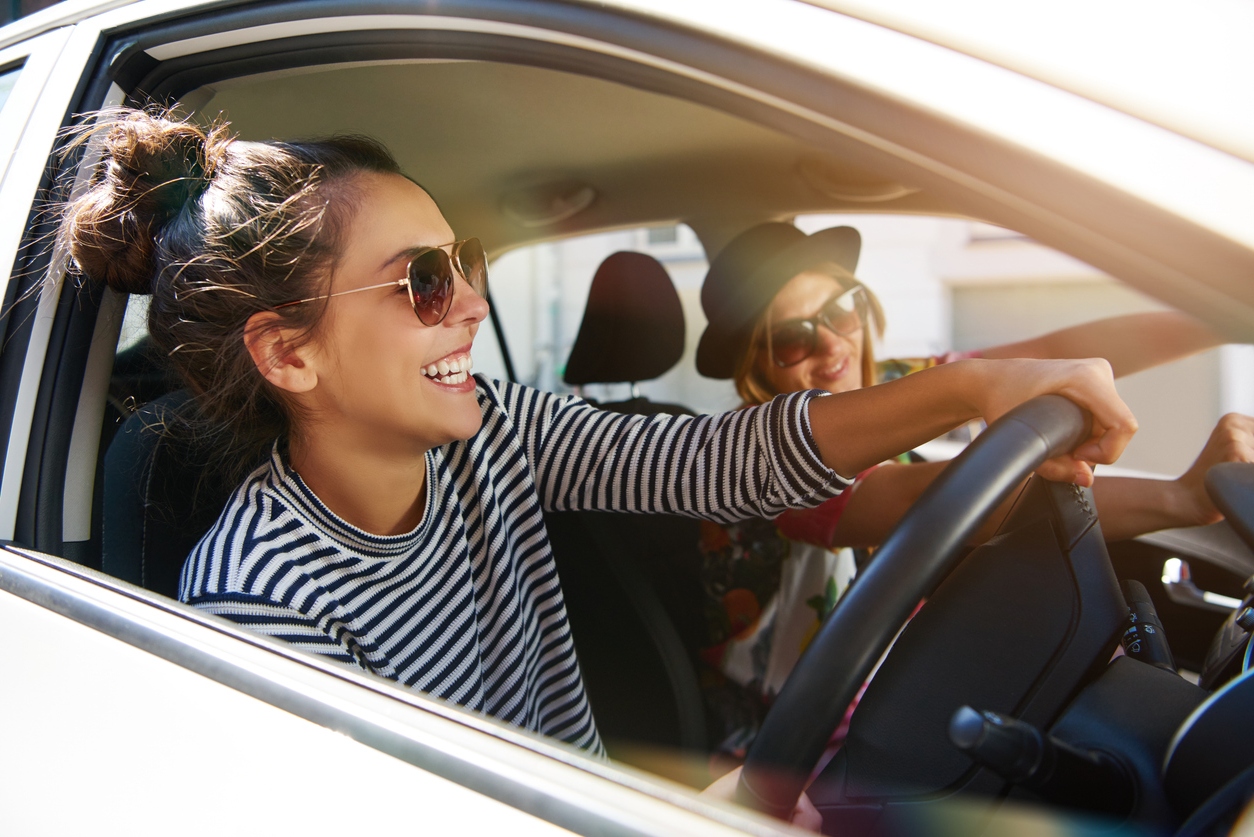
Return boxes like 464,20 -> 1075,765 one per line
0,1 -> 1250,834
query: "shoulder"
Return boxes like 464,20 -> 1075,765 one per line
472,375 -> 593,423
182,450 -> 322,599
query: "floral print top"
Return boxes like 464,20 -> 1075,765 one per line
694,351 -> 979,757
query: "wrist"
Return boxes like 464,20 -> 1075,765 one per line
1168,476 -> 1220,528
947,358 -> 993,422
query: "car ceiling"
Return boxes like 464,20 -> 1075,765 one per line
189,59 -> 955,257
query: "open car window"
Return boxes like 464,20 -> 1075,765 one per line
0,63 -> 20,115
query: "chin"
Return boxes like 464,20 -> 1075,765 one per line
447,408 -> 485,443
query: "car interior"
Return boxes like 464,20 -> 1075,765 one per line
6,8 -> 1254,835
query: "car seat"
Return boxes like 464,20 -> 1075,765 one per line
562,250 -> 691,416
102,389 -> 260,598
546,251 -> 708,755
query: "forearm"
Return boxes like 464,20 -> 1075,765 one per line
981,312 -> 1220,378
534,385 -> 846,518
1091,476 -> 1194,541
832,460 -> 1021,548
844,469 -> 1202,547
809,359 -> 984,478
831,462 -> 944,547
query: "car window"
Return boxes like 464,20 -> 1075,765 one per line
0,64 -> 21,119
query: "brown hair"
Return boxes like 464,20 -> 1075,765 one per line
732,261 -> 886,406
60,107 -> 403,478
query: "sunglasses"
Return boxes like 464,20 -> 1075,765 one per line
276,237 -> 488,326
767,285 -> 868,368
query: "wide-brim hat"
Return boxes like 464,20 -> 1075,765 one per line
696,223 -> 861,379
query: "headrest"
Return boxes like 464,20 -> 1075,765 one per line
563,251 -> 685,386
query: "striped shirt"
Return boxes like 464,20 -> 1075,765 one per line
179,377 -> 847,752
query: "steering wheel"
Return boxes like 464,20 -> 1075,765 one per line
735,395 -> 1092,819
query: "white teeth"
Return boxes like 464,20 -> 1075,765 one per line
421,354 -> 473,381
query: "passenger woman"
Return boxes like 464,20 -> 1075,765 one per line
60,111 -> 1135,783
693,222 -> 1252,757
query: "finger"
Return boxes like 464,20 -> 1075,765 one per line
1074,420 -> 1136,465
1065,380 -> 1137,464
1037,456 -> 1093,486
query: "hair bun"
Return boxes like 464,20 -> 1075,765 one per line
64,109 -> 226,295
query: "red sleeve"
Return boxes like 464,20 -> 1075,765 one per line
774,467 -> 877,547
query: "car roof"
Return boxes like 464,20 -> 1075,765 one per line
4,0 -> 1252,333
194,59 -> 956,257
8,0 -> 1251,160
807,0 -> 1254,164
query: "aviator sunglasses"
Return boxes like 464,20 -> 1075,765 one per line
767,284 -> 868,368
276,237 -> 488,326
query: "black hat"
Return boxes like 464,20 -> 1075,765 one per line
697,223 -> 861,379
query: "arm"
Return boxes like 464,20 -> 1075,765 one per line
827,461 -> 945,547
703,766 -> 821,831
980,312 -> 1222,378
500,379 -> 848,521
829,413 -> 1254,548
189,593 -> 372,670
827,461 -> 1019,548
809,357 -> 1137,483
1093,413 -> 1254,541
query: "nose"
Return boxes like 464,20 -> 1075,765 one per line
446,271 -> 490,326
813,322 -> 849,357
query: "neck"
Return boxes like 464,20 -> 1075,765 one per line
287,427 -> 429,536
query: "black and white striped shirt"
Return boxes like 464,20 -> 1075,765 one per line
179,377 -> 846,752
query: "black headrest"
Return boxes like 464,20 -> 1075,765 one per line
102,390 -> 260,598
563,251 -> 685,386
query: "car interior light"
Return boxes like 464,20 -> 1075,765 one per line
500,180 -> 597,228
797,155 -> 919,203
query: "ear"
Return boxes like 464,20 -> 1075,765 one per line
243,311 -> 318,393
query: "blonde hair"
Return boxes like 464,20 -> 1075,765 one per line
733,262 -> 886,406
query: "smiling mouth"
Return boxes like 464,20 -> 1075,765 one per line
818,357 -> 850,379
421,353 -> 474,386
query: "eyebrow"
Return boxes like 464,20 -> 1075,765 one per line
380,247 -> 420,271
379,240 -> 453,273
